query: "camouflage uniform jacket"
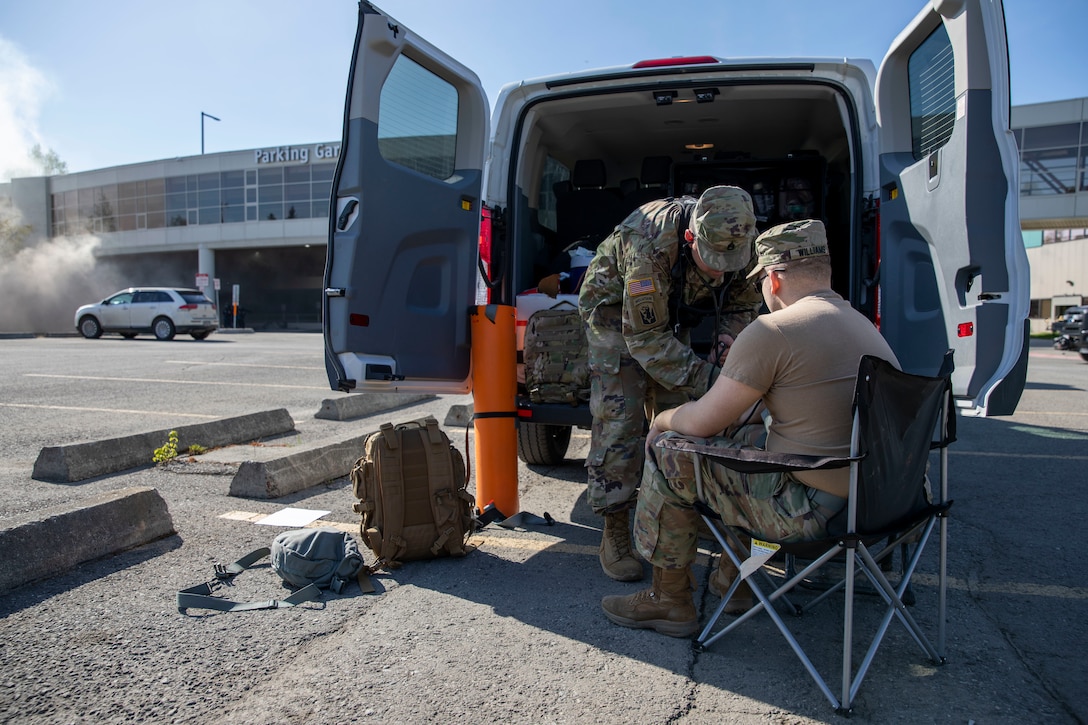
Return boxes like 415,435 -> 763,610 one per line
578,198 -> 763,395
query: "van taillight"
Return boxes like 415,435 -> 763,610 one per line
178,304 -> 197,310
633,56 -> 718,69
479,205 -> 493,304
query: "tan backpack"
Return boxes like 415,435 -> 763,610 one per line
350,416 -> 475,569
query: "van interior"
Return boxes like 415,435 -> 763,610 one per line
505,80 -> 864,310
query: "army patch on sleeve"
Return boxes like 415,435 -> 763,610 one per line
635,300 -> 659,327
627,278 -> 656,296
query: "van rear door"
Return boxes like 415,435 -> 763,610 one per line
323,2 -> 488,394
875,0 -> 1028,416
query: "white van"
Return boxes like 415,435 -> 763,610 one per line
323,0 -> 1029,464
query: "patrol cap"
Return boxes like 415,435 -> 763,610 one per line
691,185 -> 756,272
746,219 -> 829,279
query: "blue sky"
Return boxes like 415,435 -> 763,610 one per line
1,0 -> 1085,179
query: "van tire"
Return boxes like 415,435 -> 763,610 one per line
517,423 -> 572,466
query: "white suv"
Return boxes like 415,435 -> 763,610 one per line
323,0 -> 1029,464
75,287 -> 218,341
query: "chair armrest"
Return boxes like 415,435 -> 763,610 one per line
656,435 -> 855,474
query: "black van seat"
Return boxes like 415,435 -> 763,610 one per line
555,159 -> 627,248
623,155 -> 673,209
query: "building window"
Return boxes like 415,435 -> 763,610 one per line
48,157 -> 339,236
1021,147 -> 1078,195
1013,121 -> 1088,196
1042,228 -> 1088,244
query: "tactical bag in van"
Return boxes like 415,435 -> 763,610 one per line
350,416 -> 475,568
523,305 -> 590,405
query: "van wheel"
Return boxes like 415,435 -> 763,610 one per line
153,317 -> 176,341
190,330 -> 211,340
1081,351 -> 1088,363
78,316 -> 102,339
517,423 -> 572,465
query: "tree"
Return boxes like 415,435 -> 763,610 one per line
29,144 -> 67,175
0,206 -> 33,258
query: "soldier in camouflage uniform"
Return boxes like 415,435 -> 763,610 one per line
600,220 -> 900,638
577,186 -> 762,582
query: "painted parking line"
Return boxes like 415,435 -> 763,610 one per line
952,450 -> 1088,460
24,373 -> 326,390
218,510 -> 600,556
219,511 -> 1087,599
1012,411 -> 1088,417
165,360 -> 324,371
0,402 -> 219,418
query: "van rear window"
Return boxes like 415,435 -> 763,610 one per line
378,55 -> 458,180
908,23 -> 956,160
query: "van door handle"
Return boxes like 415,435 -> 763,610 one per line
336,199 -> 358,231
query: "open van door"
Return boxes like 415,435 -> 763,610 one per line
323,2 -> 489,395
875,0 -> 1028,416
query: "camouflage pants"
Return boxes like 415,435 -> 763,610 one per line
586,329 -> 692,515
633,430 -> 842,570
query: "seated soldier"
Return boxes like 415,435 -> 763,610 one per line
600,219 -> 900,637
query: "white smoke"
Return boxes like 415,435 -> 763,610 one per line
0,208 -> 123,333
0,36 -> 54,182
0,36 -> 125,333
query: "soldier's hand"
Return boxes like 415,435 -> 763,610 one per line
709,333 -> 736,364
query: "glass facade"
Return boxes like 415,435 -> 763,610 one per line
1014,121 -> 1088,198
51,162 -> 335,236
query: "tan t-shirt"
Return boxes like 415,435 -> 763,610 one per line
720,290 -> 898,496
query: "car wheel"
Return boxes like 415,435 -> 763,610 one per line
517,422 -> 572,465
153,317 -> 176,341
120,332 -> 138,339
190,330 -> 211,340
78,316 -> 103,339
1080,351 -> 1088,363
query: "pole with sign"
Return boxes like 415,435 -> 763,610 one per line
232,284 -> 240,329
213,278 -> 221,326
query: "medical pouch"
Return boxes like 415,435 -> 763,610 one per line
523,306 -> 590,405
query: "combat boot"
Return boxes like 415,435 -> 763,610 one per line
601,566 -> 698,637
708,555 -> 754,615
599,509 -> 644,582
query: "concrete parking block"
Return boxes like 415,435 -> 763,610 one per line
32,409 -> 296,483
229,433 -> 370,499
0,486 -> 175,593
314,392 -> 434,421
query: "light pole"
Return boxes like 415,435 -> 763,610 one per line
201,112 -> 220,154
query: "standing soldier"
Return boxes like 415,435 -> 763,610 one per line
578,185 -> 762,581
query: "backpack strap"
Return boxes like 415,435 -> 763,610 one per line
176,548 -> 322,614
421,417 -> 469,556
177,582 -> 321,614
374,421 -> 408,566
213,547 -> 270,579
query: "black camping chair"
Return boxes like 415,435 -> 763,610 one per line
656,352 -> 955,714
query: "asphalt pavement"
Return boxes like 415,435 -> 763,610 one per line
0,333 -> 1085,724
